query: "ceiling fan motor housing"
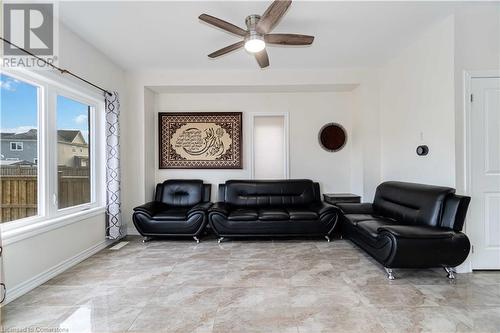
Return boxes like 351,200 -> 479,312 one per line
245,14 -> 261,32
199,0 -> 313,68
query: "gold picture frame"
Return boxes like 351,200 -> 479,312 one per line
159,112 -> 243,169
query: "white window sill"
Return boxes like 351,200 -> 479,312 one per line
1,207 -> 106,246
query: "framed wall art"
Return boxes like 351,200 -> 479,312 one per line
159,112 -> 243,169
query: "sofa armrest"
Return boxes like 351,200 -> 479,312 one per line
133,201 -> 169,216
377,225 -> 457,239
441,194 -> 471,231
209,202 -> 230,216
336,203 -> 374,215
188,202 -> 213,215
309,201 -> 339,216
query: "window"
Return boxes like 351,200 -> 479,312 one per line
0,71 -> 103,228
0,74 -> 39,223
10,142 -> 24,151
57,95 -> 92,209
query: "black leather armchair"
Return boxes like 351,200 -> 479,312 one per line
208,179 -> 339,241
337,181 -> 471,280
133,180 -> 212,242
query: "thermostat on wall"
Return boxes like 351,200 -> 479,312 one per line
416,145 -> 429,156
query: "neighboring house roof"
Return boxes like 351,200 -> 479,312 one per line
1,129 -> 87,144
1,129 -> 37,140
0,160 -> 34,166
58,130 -> 82,143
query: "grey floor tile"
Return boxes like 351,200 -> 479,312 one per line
213,306 -> 298,333
4,236 -> 500,333
374,306 -> 471,333
291,305 -> 386,333
1,305 -> 72,330
56,305 -> 143,332
128,306 -> 216,333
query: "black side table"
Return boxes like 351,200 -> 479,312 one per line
323,193 -> 361,205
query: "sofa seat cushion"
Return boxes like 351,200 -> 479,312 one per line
259,209 -> 289,221
344,214 -> 377,224
154,208 -> 188,221
228,209 -> 259,221
286,208 -> 318,220
356,218 -> 399,238
377,225 -> 456,239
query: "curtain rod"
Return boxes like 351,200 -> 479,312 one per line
1,37 -> 112,97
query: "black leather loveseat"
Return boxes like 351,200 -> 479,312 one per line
337,181 -> 471,280
133,180 -> 212,242
208,179 -> 339,241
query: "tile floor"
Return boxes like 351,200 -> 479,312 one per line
2,235 -> 500,333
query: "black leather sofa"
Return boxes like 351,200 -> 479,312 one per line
208,179 -> 339,241
133,180 -> 212,242
337,181 -> 471,280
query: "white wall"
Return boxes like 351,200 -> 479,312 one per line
1,23 -> 126,303
155,91 -> 356,201
2,213 -> 106,302
454,3 -> 500,193
122,69 -> 381,231
143,88 -> 158,200
380,16 -> 456,187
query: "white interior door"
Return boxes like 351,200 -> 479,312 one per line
253,115 -> 288,179
470,77 -> 500,269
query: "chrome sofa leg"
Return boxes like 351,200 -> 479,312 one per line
444,266 -> 456,279
325,235 -> 331,242
384,267 -> 395,280
142,236 -> 152,243
217,237 -> 225,244
193,236 -> 200,244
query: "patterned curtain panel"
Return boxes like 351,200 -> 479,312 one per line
0,235 -> 5,304
105,92 -> 124,239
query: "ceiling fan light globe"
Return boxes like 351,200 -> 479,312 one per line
244,38 -> 265,53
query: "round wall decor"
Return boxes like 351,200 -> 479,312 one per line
318,123 -> 347,152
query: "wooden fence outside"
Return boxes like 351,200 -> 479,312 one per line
0,166 -> 90,223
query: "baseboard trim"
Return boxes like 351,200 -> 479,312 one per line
456,257 -> 473,273
3,239 -> 113,305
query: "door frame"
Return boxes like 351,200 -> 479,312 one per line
249,112 -> 290,179
463,70 -> 500,270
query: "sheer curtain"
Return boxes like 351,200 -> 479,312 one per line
105,92 -> 124,239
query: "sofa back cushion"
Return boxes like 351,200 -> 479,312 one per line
221,179 -> 319,207
373,181 -> 455,227
155,180 -> 205,207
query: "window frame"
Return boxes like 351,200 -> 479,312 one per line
9,142 -> 24,151
0,68 -> 106,233
52,90 -> 97,215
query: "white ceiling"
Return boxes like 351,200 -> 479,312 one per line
149,83 -> 359,93
59,1 -> 457,71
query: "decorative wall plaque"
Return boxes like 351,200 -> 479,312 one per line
318,123 -> 347,152
159,112 -> 242,169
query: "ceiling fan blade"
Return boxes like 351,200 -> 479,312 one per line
265,33 -> 314,45
199,14 -> 247,37
208,41 -> 245,58
255,49 -> 270,68
256,0 -> 292,34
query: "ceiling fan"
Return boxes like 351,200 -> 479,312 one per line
199,0 -> 314,68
